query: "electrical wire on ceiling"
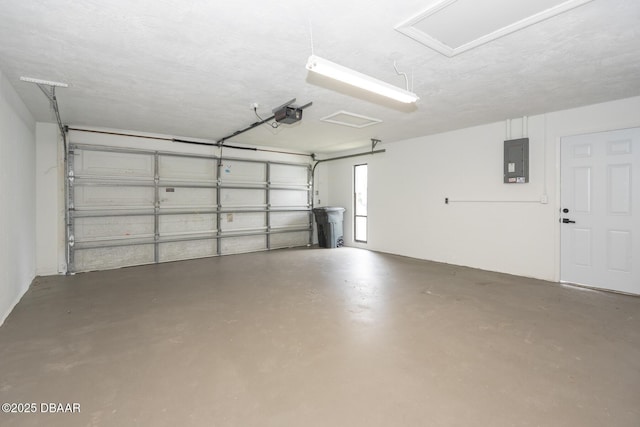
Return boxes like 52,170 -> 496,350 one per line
393,61 -> 411,92
309,24 -> 313,57
254,107 -> 280,129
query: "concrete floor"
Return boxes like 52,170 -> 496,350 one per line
0,247 -> 638,427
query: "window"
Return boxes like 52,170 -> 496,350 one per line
354,164 -> 368,243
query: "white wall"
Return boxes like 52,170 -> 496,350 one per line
36,122 -> 61,275
31,96 -> 640,281
0,70 -> 36,325
324,96 -> 640,281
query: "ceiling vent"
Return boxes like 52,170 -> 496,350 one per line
320,111 -> 382,128
395,0 -> 594,57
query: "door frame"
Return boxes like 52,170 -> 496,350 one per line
353,163 -> 368,244
555,125 -> 639,292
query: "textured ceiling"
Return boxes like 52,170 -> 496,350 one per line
1,0 -> 639,153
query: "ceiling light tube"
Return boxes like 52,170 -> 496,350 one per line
306,55 -> 419,104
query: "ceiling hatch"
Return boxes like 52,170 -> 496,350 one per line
395,0 -> 594,57
320,111 -> 382,128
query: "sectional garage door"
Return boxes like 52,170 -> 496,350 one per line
67,143 -> 312,272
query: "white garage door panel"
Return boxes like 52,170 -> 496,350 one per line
270,164 -> 308,185
159,214 -> 217,234
271,189 -> 308,207
75,245 -> 155,271
159,187 -> 216,208
75,186 -> 155,208
75,216 -> 154,241
220,161 -> 266,183
271,211 -> 309,228
220,212 -> 266,232
67,143 -> 311,272
271,231 -> 309,249
221,235 -> 267,254
75,150 -> 154,179
159,156 -> 216,182
159,240 -> 217,262
220,189 -> 265,207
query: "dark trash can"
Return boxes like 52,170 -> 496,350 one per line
312,207 -> 345,248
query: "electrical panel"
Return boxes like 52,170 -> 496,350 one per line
504,138 -> 529,183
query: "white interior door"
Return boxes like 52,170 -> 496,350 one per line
560,127 -> 640,294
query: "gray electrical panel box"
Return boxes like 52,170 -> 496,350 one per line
504,138 -> 529,183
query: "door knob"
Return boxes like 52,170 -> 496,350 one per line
562,218 -> 576,224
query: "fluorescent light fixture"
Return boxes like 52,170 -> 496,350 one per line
306,55 -> 419,104
20,76 -> 69,87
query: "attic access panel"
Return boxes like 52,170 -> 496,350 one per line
395,0 -> 594,57
320,111 -> 382,129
